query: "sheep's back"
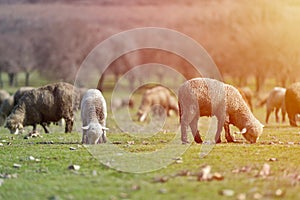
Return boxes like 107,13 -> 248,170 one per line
81,89 -> 106,125
17,82 -> 74,123
267,87 -> 286,108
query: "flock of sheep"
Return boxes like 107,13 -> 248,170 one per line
0,78 -> 300,145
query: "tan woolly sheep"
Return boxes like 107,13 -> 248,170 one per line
178,78 -> 263,144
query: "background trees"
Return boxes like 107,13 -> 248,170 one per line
0,0 -> 299,93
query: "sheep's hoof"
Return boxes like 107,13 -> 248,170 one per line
181,141 -> 190,145
225,137 -> 234,143
194,134 -> 203,144
215,139 -> 222,144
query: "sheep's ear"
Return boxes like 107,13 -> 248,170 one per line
235,128 -> 247,135
102,127 -> 109,131
82,125 -> 89,130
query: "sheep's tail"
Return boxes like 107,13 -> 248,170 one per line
257,97 -> 267,107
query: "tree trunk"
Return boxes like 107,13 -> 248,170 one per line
0,71 -> 3,88
8,73 -> 15,87
25,72 -> 30,86
255,74 -> 265,94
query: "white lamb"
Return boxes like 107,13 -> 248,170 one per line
81,89 -> 108,144
178,78 -> 263,144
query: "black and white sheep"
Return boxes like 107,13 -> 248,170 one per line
259,87 -> 286,124
285,82 -> 300,127
81,89 -> 108,144
178,78 -> 263,144
5,82 -> 78,134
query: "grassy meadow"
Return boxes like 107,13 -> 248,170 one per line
1,1 -> 300,200
0,80 -> 300,200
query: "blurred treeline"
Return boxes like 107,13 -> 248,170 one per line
0,0 -> 299,93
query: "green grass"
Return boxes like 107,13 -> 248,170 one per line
1,102 -> 300,200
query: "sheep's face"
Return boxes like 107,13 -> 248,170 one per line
82,123 -> 108,144
242,124 -> 264,143
137,110 -> 147,122
5,120 -> 23,135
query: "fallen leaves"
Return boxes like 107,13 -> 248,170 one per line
196,165 -> 224,181
68,165 -> 80,171
13,163 -> 22,169
154,165 -> 224,184
219,189 -> 235,197
24,130 -> 42,139
258,163 -> 271,178
268,157 -> 278,162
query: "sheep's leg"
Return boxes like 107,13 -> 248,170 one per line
275,108 -> 280,123
281,108 -> 286,123
81,131 -> 86,144
65,118 -> 74,133
215,115 -> 225,144
223,122 -> 234,143
180,112 -> 194,144
189,116 -> 202,144
102,132 -> 107,143
281,105 -> 286,122
288,113 -> 297,127
181,119 -> 190,144
41,123 -> 50,133
32,124 -> 37,132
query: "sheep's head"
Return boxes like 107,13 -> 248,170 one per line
236,123 -> 264,143
4,120 -> 23,134
82,122 -> 108,144
137,110 -> 147,122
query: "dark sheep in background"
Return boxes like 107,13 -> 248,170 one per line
0,89 -> 10,105
0,87 -> 35,126
13,87 -> 35,106
0,96 -> 14,126
285,82 -> 300,127
5,82 -> 79,134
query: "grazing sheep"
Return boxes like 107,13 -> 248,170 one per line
285,82 -> 300,127
0,89 -> 10,105
258,87 -> 286,124
13,87 -> 35,106
5,82 -> 77,134
0,87 -> 35,126
81,89 -> 108,144
137,86 -> 178,122
238,87 -> 253,111
0,96 -> 14,126
178,78 -> 263,144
